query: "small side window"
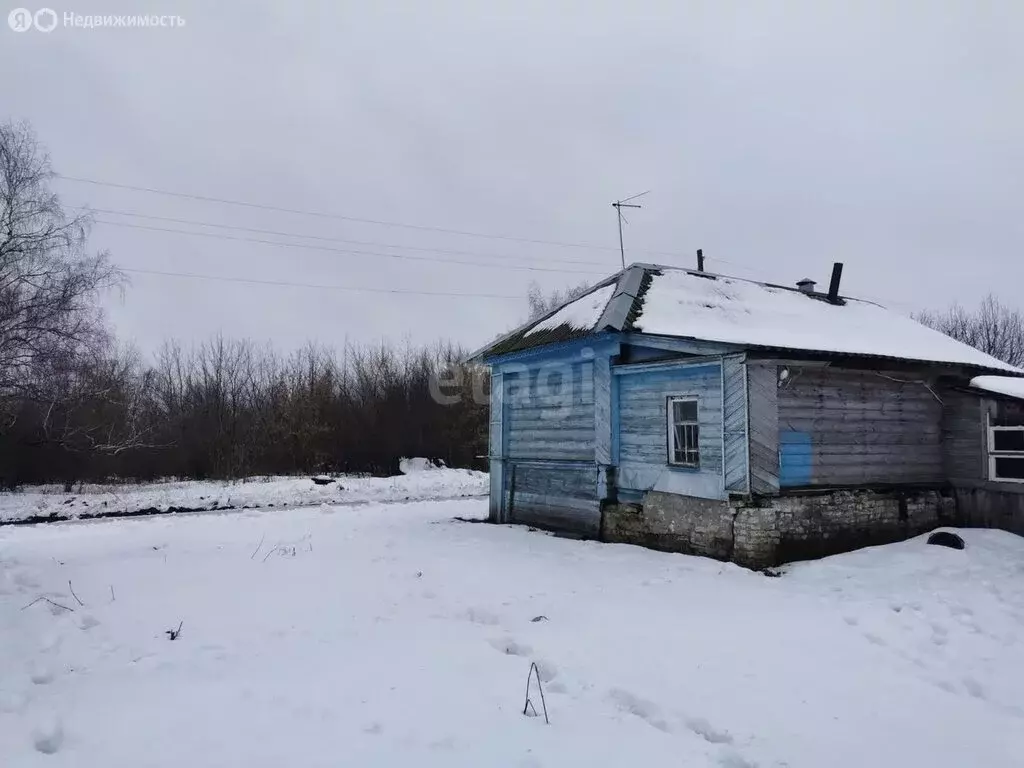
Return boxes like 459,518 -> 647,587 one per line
989,426 -> 1024,482
667,396 -> 700,467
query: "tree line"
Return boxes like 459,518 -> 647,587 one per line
0,120 -> 486,488
0,336 -> 487,488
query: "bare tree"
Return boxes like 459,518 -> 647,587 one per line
0,120 -> 121,404
526,280 -> 591,320
916,294 -> 1024,367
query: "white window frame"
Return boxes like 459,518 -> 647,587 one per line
988,421 -> 1024,483
667,395 -> 700,468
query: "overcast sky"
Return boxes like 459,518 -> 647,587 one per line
4,1 -> 1022,355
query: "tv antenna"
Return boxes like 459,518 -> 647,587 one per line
611,190 -> 649,268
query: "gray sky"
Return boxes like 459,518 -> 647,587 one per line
4,1 -> 1022,355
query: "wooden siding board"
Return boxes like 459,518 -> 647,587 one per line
615,360 -> 726,500
777,367 -> 942,487
508,463 -> 600,535
941,390 -> 986,481
594,355 -> 612,466
747,363 -> 780,493
488,371 -> 505,522
504,359 -> 597,462
497,348 -> 602,537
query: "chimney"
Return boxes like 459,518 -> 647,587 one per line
827,262 -> 844,304
696,248 -> 705,272
796,278 -> 816,294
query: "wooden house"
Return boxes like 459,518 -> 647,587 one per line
469,263 -> 1024,568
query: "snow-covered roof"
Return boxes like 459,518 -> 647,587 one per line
471,264 -> 1024,374
971,376 -> 1024,401
526,282 -> 616,336
633,267 -> 1021,372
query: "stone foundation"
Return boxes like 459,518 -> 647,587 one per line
603,488 -> 956,569
733,490 -> 955,568
602,492 -> 734,560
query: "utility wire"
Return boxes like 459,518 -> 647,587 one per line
62,174 -> 915,309
121,267 -> 524,298
59,173 -> 637,253
96,215 -> 912,308
91,219 -> 611,276
57,174 -> 799,276
70,205 -> 614,269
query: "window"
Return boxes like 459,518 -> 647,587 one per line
667,396 -> 700,467
989,426 -> 1024,482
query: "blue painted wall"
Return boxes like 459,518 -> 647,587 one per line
779,429 -> 813,487
487,337 -> 754,533
615,361 -> 726,500
492,339 -> 613,533
504,359 -> 595,461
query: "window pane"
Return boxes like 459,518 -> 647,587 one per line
674,424 -> 685,452
669,399 -> 699,465
674,400 -> 698,422
995,457 -> 1024,479
993,430 -> 1024,453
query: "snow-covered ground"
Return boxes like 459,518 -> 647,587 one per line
0,464 -> 487,524
2,499 -> 1023,767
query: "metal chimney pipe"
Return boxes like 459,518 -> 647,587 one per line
828,262 -> 844,304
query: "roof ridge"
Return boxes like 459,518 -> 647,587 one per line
628,262 -> 880,307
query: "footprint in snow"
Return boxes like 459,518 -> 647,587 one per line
531,659 -> 559,683
464,607 -> 500,626
717,750 -> 759,768
546,680 -> 568,694
607,688 -> 672,733
962,677 -> 986,700
686,716 -> 734,745
29,663 -> 54,685
487,637 -> 533,657
32,716 -> 64,755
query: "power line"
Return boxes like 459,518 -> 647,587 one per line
91,219 -> 611,277
58,173 -> 809,276
70,205 -> 614,269
59,173 -> 637,254
61,174 -> 915,307
96,215 -> 913,308
121,267 -> 525,298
